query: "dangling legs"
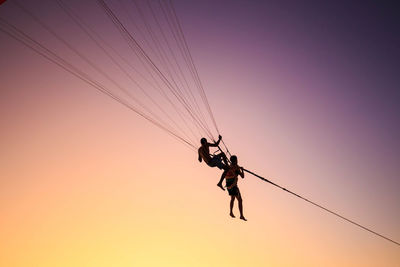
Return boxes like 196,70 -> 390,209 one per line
237,191 -> 246,221
217,168 -> 227,191
229,195 -> 235,218
214,153 -> 228,191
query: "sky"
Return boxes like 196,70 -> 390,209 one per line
1,0 -> 399,266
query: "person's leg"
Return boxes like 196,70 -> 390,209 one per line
237,191 -> 247,221
214,152 -> 228,165
214,152 -> 228,166
214,152 -> 224,160
210,154 -> 226,170
217,168 -> 227,190
213,155 -> 228,190
230,195 -> 235,218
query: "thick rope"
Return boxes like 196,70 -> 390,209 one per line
243,168 -> 400,247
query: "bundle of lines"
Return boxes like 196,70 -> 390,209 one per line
0,0 -> 221,151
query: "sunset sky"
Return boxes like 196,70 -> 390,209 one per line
1,0 -> 399,266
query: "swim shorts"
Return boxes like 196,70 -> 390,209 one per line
208,154 -> 225,169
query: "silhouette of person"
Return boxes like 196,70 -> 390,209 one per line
225,155 -> 246,221
198,135 -> 228,190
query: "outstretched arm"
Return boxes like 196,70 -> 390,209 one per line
209,135 -> 222,147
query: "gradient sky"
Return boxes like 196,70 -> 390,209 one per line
1,1 -> 399,266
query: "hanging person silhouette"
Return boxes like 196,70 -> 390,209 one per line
198,135 -> 228,190
225,155 -> 246,221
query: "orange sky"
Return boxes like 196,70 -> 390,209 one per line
1,67 -> 399,266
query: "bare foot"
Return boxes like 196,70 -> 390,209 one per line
217,183 -> 225,191
230,213 -> 235,218
240,216 -> 247,221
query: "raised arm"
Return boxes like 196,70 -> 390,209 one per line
208,135 -> 222,147
239,167 -> 245,178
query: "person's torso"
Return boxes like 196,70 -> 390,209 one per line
225,165 -> 239,186
199,145 -> 211,163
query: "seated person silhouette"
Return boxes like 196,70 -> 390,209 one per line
225,155 -> 246,221
198,135 -> 228,190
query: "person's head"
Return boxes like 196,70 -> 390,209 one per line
200,138 -> 207,145
230,155 -> 238,165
